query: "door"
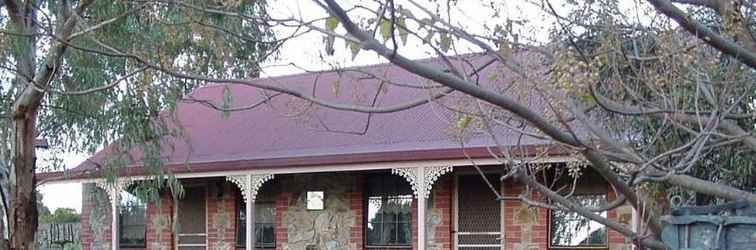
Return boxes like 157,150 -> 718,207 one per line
454,174 -> 501,249
177,186 -> 207,250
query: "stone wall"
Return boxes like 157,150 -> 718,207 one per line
276,173 -> 358,250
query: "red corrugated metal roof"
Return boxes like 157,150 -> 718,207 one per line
52,52 -> 569,179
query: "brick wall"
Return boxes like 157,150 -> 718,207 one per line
348,174 -> 365,250
405,175 -> 454,250
274,192 -> 292,250
428,175 -> 453,250
80,183 -> 112,250
607,189 -> 634,250
207,182 -> 236,249
502,180 -> 548,250
144,190 -> 174,250
501,180 -> 635,250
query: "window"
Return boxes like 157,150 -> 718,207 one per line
119,190 -> 146,248
237,198 -> 276,248
365,174 -> 413,247
549,194 -> 608,248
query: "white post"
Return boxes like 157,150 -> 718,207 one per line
416,167 -> 426,250
111,187 -> 119,250
246,174 -> 254,250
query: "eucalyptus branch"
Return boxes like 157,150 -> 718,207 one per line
648,0 -> 756,69
183,93 -> 283,112
511,167 -> 667,250
68,2 -> 150,40
49,66 -> 148,96
319,0 -> 665,235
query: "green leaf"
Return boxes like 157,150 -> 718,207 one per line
397,17 -> 408,45
326,16 -> 339,31
488,73 -> 498,81
380,18 -> 392,42
349,40 -> 362,60
440,32 -> 451,52
221,85 -> 232,119
457,115 -> 472,129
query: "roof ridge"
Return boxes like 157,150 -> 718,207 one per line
188,52 -> 489,94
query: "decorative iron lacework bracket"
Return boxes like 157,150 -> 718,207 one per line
226,174 -> 274,204
94,179 -> 134,204
392,166 -> 453,199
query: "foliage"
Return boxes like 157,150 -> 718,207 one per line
1,0 -> 276,248
39,208 -> 79,224
550,0 -> 756,206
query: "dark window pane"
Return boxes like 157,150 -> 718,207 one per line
397,222 -> 411,244
365,174 -> 412,247
384,222 -> 397,244
261,224 -> 275,245
367,223 -> 382,244
119,190 -> 146,247
237,199 -> 276,248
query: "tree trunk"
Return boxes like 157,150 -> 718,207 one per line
10,108 -> 39,250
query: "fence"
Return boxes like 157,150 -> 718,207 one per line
35,223 -> 80,250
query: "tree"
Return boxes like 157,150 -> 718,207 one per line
0,1 -> 275,249
39,208 -> 79,224
35,192 -> 49,218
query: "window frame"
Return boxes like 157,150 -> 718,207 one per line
547,192 -> 609,249
235,193 -> 276,248
117,189 -> 147,248
364,174 -> 413,248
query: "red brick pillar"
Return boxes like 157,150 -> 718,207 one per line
431,175 -> 453,250
606,186 -> 633,250
275,192 -> 293,249
80,183 -> 113,250
349,174 -> 365,250
502,181 -> 522,250
145,190 -> 174,249
207,182 -> 237,249
502,181 -> 548,249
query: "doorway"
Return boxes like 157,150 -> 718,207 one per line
454,174 -> 502,249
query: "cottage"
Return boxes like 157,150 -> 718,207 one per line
38,54 -> 636,250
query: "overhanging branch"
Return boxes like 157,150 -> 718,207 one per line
648,0 -> 756,69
